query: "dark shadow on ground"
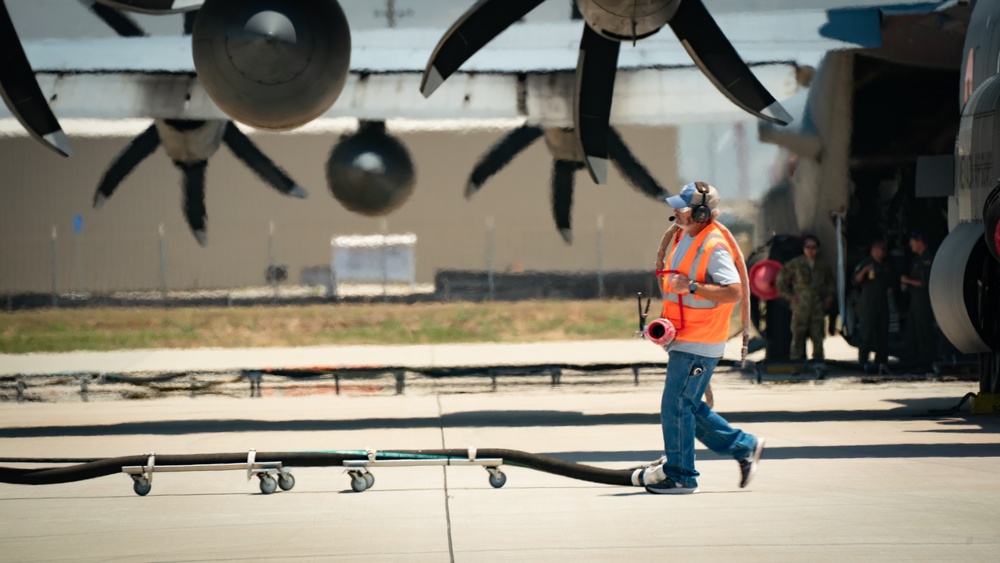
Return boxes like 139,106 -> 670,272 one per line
542,442 -> 1000,463
1,397 -> 998,439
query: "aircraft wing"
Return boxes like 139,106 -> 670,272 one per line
0,9 -> 865,134
759,0 -> 971,156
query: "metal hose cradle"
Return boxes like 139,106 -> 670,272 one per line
0,448 -> 662,493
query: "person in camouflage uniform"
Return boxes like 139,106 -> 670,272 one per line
776,235 -> 836,361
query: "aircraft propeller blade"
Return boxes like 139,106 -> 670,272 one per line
222,123 -> 308,199
179,160 -> 209,246
421,0 -> 546,97
574,24 -> 620,185
607,128 -> 667,199
80,0 -> 146,37
94,0 -> 202,14
552,160 -> 580,245
182,8 -> 197,35
93,124 -> 161,208
668,0 -> 791,125
0,1 -> 73,157
465,124 -> 544,198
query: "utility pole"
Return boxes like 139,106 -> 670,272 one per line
733,121 -> 750,201
376,0 -> 412,28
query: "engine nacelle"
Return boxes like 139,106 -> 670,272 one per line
929,223 -> 999,353
645,318 -> 677,346
326,121 -> 416,216
192,0 -> 351,131
575,0 -> 679,41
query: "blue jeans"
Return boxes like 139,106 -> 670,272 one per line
660,350 -> 757,488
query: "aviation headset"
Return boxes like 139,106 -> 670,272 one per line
690,181 -> 713,223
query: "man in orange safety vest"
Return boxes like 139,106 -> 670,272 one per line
646,182 -> 765,495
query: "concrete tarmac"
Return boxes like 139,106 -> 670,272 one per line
1,339 -> 998,562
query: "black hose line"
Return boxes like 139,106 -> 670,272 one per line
0,449 -> 649,487
911,392 -> 978,417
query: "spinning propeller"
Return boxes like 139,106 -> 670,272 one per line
422,0 -> 792,184
465,124 -> 667,244
3,0 -> 351,155
83,2 -> 307,246
0,0 -> 202,158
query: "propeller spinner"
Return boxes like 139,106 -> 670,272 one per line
421,0 -> 793,184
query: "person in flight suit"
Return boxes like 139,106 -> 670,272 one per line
853,238 -> 893,372
900,231 -> 937,369
776,235 -> 836,362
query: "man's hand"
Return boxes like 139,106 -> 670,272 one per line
669,273 -> 692,294
854,263 -> 873,284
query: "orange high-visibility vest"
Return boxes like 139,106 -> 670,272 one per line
661,223 -> 737,345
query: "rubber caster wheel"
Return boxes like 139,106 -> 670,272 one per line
133,477 -> 151,496
488,471 -> 507,489
259,475 -> 277,494
350,473 -> 368,492
363,473 -> 374,489
278,473 -> 295,491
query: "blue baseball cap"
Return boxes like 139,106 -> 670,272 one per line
664,182 -> 719,210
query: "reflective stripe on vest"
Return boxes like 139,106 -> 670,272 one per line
663,293 -> 717,308
660,223 -> 738,345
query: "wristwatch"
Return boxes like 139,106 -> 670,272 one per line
688,281 -> 699,294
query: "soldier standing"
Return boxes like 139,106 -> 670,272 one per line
853,239 -> 893,372
900,231 -> 936,369
776,235 -> 836,362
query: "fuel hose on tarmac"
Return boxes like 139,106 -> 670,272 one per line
0,449 -> 665,488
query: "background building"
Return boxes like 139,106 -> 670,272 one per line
0,124 -> 679,294
1,0 -> 822,295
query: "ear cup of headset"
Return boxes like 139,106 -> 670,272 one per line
691,182 -> 711,223
691,205 -> 710,223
